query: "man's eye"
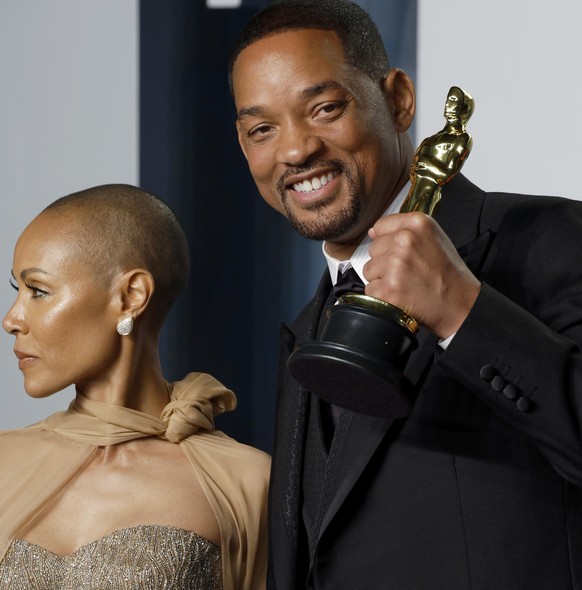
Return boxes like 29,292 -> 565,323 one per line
250,124 -> 271,136
316,101 -> 346,118
247,124 -> 275,143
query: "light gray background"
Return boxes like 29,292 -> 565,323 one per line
416,0 -> 582,199
1,0 -> 579,428
0,0 -> 138,427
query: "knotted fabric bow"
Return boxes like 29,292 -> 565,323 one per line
42,372 -> 237,445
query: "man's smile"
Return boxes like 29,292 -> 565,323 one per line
292,170 -> 339,194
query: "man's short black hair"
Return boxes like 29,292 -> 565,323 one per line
228,0 -> 390,94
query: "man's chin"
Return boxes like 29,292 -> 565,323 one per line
287,211 -> 360,242
282,189 -> 361,242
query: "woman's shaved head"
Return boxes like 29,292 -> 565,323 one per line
42,184 -> 189,318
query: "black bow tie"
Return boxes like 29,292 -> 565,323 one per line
333,266 -> 365,299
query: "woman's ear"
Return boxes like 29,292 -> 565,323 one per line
117,269 -> 155,319
383,68 -> 416,132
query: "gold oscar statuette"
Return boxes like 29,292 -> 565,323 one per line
287,86 -> 475,418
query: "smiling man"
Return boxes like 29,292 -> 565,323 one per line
229,1 -> 582,589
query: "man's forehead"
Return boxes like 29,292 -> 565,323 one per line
233,31 -> 356,112
233,29 -> 345,77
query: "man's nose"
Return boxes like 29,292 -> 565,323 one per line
277,121 -> 324,166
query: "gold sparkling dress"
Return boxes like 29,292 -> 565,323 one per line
0,525 -> 222,590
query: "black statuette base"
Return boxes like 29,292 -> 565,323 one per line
287,300 -> 418,418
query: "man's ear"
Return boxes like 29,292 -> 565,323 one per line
117,269 -> 155,319
383,68 -> 416,132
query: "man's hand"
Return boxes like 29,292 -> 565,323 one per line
364,212 -> 481,340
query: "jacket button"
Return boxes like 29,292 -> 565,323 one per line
490,375 -> 506,391
517,396 -> 531,412
479,364 -> 496,382
502,383 -> 518,400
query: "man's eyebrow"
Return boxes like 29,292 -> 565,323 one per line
237,106 -> 265,120
299,81 -> 347,99
237,81 -> 348,120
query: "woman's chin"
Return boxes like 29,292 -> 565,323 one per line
24,381 -> 62,399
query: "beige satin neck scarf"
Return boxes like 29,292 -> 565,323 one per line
43,371 -> 235,445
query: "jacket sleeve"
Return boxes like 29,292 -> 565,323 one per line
439,197 -> 582,486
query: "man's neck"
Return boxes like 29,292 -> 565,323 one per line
323,234 -> 365,261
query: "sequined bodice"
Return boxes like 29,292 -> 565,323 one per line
0,525 -> 222,589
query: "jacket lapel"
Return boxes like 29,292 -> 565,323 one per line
274,273 -> 333,555
317,411 -> 394,536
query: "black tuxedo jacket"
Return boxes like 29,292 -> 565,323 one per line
268,175 -> 582,590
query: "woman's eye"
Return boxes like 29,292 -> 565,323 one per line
26,283 -> 48,298
9,278 -> 18,292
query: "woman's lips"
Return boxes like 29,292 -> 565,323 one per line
14,350 -> 38,370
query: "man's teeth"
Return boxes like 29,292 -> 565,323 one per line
293,172 -> 336,193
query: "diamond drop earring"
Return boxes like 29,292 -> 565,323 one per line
116,316 -> 134,336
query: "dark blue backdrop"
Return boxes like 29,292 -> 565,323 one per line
140,0 -> 416,452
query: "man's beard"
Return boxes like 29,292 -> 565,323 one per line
277,162 -> 361,241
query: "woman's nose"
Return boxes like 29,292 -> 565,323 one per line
2,301 -> 27,335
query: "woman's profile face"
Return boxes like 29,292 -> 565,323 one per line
2,212 -> 121,398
